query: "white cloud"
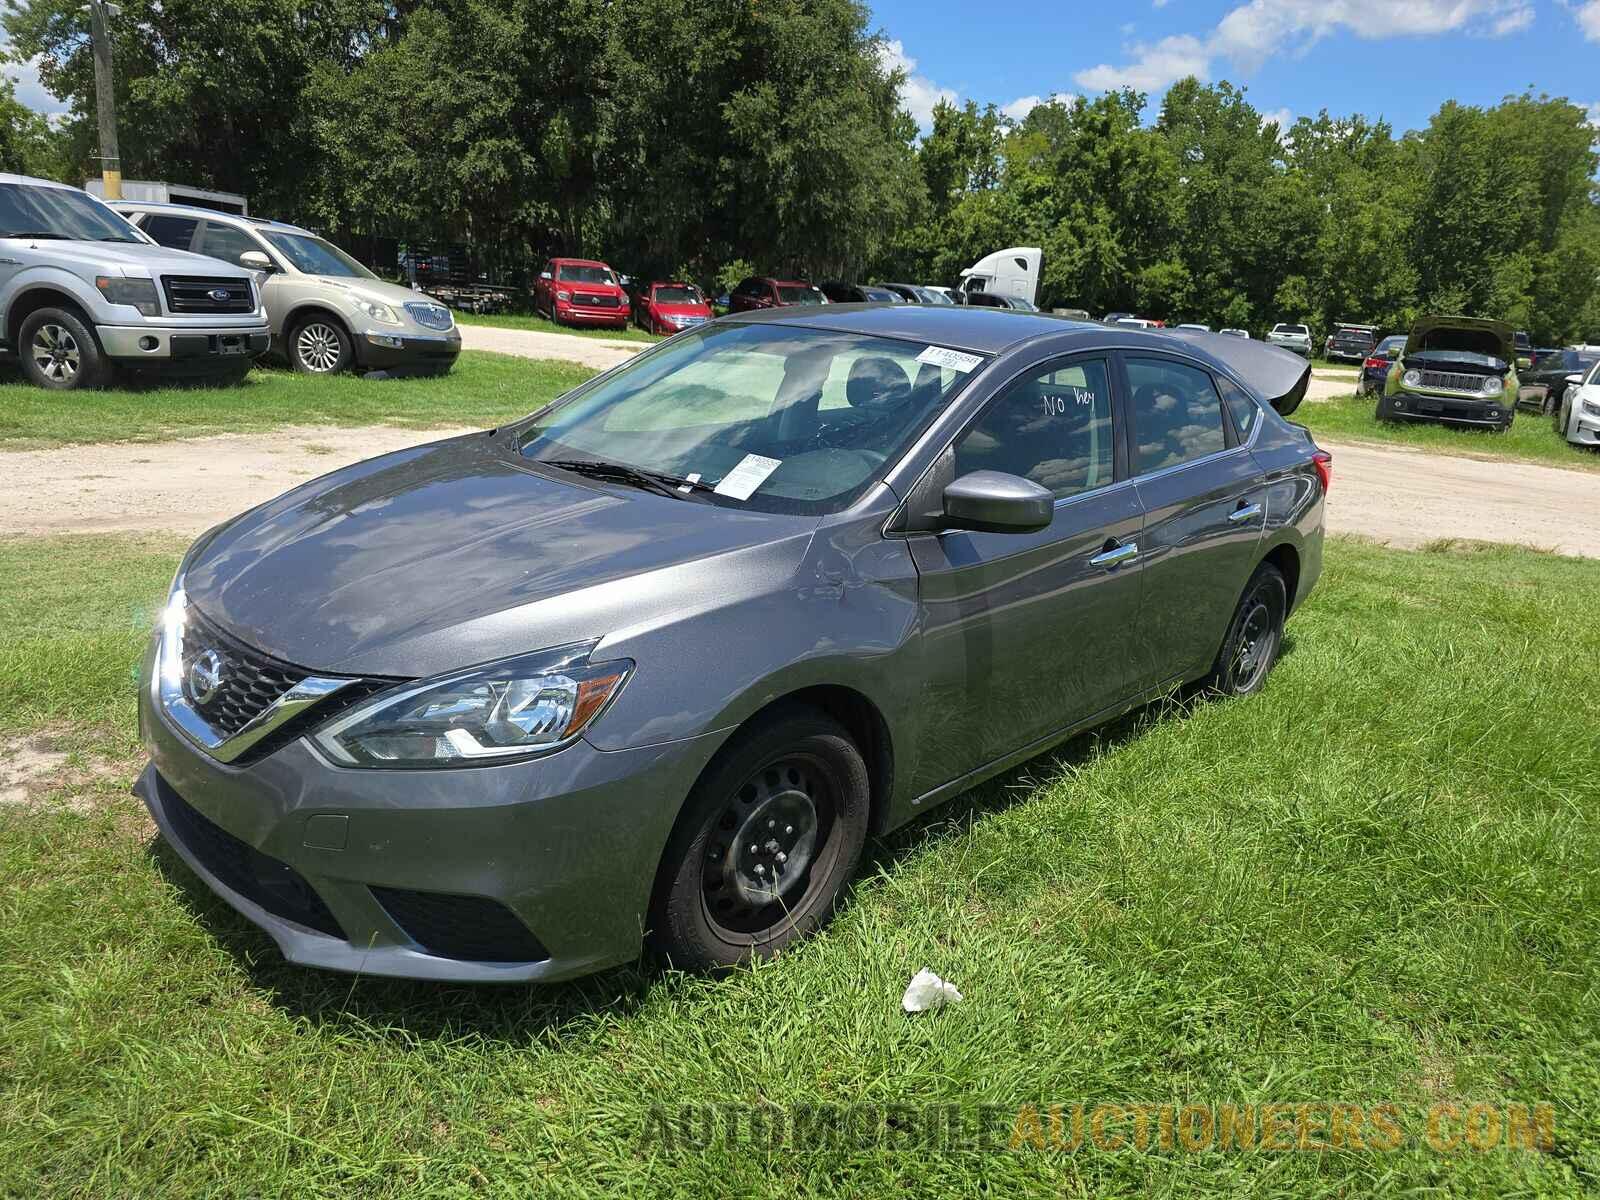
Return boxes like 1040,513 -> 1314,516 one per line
1075,34 -> 1209,93
1585,101 -> 1600,128
877,38 -> 957,132
1001,92 -> 1076,121
1,42 -> 66,118
1077,0 -> 1536,92
1259,106 -> 1293,131
1572,0 -> 1600,40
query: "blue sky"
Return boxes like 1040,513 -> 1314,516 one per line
870,0 -> 1600,136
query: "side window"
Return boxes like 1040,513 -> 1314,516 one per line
953,358 -> 1114,500
141,214 -> 199,251
194,222 -> 261,268
1215,375 -> 1260,440
1127,357 -> 1227,474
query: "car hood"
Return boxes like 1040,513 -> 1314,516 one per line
1404,316 -> 1513,363
21,237 -> 250,278
653,301 -> 712,317
181,434 -> 819,678
306,274 -> 436,308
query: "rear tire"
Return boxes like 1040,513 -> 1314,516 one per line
648,709 -> 870,973
1203,563 -> 1288,698
18,306 -> 110,391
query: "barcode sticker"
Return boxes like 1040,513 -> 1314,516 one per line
916,345 -> 985,373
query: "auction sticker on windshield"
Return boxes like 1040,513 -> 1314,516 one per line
714,454 -> 782,500
916,345 -> 984,373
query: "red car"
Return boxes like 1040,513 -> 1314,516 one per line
727,276 -> 827,313
633,281 -> 713,335
534,257 -> 629,329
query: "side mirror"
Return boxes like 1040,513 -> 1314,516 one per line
942,471 -> 1053,534
539,271 -> 552,280
239,250 -> 276,273
1566,374 -> 1583,385
1384,346 -> 1399,359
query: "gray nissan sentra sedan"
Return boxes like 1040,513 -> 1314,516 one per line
137,305 -> 1328,982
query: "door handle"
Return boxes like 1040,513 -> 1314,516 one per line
1228,501 -> 1264,523
1089,540 -> 1139,568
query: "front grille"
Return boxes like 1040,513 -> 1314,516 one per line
370,886 -> 550,963
1418,370 -> 1489,393
572,292 -> 620,308
161,275 -> 255,315
404,301 -> 453,331
179,606 -> 397,762
162,783 -> 344,938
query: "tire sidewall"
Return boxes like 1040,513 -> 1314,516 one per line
1208,563 -> 1288,697
290,316 -> 352,374
19,306 -> 109,391
649,710 -> 870,972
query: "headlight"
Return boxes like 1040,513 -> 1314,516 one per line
556,289 -> 571,302
313,644 -> 631,768
350,295 -> 401,325
1480,376 -> 1504,397
1402,369 -> 1422,388
1583,398 -> 1600,419
95,275 -> 160,316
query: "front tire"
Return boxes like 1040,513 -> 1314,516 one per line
648,709 -> 870,972
1203,563 -> 1288,697
289,316 -> 352,375
18,307 -> 110,391
1374,393 -> 1396,423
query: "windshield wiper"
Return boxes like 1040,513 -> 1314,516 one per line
1,231 -> 74,240
97,235 -> 143,243
541,458 -> 714,499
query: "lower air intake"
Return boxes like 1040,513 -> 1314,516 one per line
370,886 -> 550,963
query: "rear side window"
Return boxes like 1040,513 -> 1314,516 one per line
142,214 -> 199,250
1127,357 -> 1227,473
954,358 -> 1114,499
1215,376 -> 1260,440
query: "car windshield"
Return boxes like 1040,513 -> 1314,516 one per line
262,231 -> 377,279
517,323 -> 978,514
0,183 -> 144,242
777,285 -> 824,304
558,265 -> 614,284
920,288 -> 953,305
653,285 -> 700,304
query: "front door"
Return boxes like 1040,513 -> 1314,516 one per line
1120,354 -> 1267,690
906,355 -> 1145,793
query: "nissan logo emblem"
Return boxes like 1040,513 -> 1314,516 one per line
186,650 -> 225,706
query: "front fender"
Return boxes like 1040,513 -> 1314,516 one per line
0,267 -> 110,332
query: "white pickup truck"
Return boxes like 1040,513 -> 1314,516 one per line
0,173 -> 270,390
1266,322 -> 1313,358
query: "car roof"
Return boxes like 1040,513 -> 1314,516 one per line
106,198 -> 312,235
0,172 -> 89,190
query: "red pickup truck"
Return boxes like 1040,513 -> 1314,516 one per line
534,258 -> 629,329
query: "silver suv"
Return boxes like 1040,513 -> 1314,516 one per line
115,202 -> 460,377
1267,323 -> 1313,358
0,173 -> 269,390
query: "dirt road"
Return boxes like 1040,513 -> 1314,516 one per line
4,421 -> 1598,554
456,323 -> 639,370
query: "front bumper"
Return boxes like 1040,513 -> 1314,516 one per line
99,324 -> 271,363
1381,389 -> 1511,427
356,330 -> 461,373
1566,402 -> 1600,445
555,303 -> 627,325
137,640 -> 723,982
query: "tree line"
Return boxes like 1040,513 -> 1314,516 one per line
4,0 -> 1597,342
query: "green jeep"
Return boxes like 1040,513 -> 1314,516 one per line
1375,315 -> 1519,431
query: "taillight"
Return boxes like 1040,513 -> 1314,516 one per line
1362,357 -> 1385,369
1312,450 -> 1332,494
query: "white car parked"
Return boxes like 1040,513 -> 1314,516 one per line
1553,357 -> 1600,447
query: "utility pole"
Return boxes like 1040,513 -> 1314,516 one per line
87,0 -> 120,198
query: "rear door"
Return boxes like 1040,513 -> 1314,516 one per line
137,213 -> 201,254
907,354 -> 1144,788
1120,354 -> 1267,690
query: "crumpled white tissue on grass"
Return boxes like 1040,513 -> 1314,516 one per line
902,968 -> 963,1013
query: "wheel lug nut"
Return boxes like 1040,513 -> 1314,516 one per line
748,843 -> 758,855
785,825 -> 793,835
768,819 -> 775,829
754,863 -> 765,875
776,851 -> 787,864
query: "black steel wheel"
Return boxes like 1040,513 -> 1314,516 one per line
649,708 -> 869,972
1204,562 -> 1288,697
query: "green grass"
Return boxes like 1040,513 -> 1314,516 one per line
0,351 -> 595,449
3,534 -> 1599,1196
1295,391 -> 1600,472
457,311 -> 663,344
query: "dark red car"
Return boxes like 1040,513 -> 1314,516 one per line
633,281 -> 713,335
534,257 -> 629,329
727,276 -> 827,313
